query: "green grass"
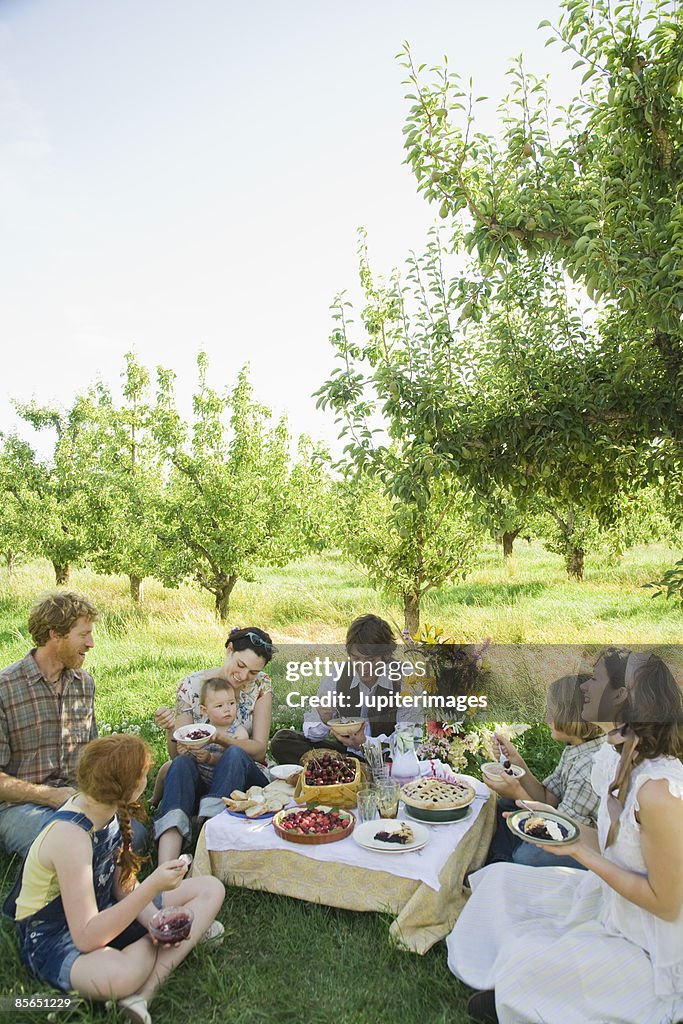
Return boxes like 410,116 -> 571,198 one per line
0,542 -> 681,1022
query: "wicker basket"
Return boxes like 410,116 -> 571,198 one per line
293,749 -> 365,809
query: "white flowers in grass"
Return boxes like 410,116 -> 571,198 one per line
99,719 -> 142,736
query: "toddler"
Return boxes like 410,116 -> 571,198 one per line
152,679 -> 247,803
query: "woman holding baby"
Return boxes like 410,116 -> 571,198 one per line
152,627 -> 274,862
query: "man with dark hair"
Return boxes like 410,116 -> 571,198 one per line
271,614 -> 419,764
0,590 -> 99,857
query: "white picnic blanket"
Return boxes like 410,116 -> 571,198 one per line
203,772 -> 490,892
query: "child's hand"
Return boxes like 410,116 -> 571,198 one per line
493,732 -> 523,766
154,706 -> 175,731
192,747 -> 214,765
484,773 -> 526,801
149,858 -> 189,894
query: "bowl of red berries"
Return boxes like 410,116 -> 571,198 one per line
272,804 -> 355,845
148,906 -> 194,944
172,724 -> 217,748
481,761 -> 525,784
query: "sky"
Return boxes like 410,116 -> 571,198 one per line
0,0 -> 577,457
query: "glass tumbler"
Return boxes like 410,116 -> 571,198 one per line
376,779 -> 400,819
356,786 -> 378,823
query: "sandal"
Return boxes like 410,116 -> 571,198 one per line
116,995 -> 152,1024
199,919 -> 224,945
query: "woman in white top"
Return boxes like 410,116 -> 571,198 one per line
447,648 -> 683,1024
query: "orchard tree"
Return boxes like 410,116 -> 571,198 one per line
331,474 -> 478,634
399,0 -> 682,456
5,398 -> 100,584
316,231 -> 480,631
286,435 -> 335,554
321,228 -> 656,582
0,435 -> 38,573
152,354 -> 321,620
80,354 -> 165,604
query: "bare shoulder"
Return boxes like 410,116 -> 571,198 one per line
637,776 -> 683,816
38,818 -> 92,870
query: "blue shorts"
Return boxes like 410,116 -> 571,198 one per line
16,895 -> 164,992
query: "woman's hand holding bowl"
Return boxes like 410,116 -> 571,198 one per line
154,706 -> 175,730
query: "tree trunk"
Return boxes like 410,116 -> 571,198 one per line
502,529 -> 521,559
129,574 -> 144,605
214,576 -> 238,621
566,545 -> 585,581
52,562 -> 70,585
5,551 -> 15,575
403,591 -> 420,636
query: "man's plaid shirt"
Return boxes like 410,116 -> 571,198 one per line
0,650 -> 97,806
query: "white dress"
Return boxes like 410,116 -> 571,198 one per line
447,744 -> 683,1024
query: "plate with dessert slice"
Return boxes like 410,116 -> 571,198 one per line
353,819 -> 430,853
506,808 -> 580,846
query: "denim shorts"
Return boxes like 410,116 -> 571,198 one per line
16,894 -> 164,991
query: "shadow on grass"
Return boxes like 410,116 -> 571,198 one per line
439,582 -> 548,607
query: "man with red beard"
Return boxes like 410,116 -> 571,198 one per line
0,590 -> 99,857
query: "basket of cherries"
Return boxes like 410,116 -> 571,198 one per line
293,749 -> 364,808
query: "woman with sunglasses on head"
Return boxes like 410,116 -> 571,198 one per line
447,648 -> 683,1024
152,627 -> 274,863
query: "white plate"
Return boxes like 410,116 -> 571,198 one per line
269,764 -> 303,781
353,819 -> 430,853
172,723 -> 216,747
507,809 -> 579,847
403,804 -> 472,826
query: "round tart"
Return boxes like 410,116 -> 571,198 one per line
400,777 -> 476,822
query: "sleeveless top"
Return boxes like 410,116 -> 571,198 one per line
591,742 -> 683,998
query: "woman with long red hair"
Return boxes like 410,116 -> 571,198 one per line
9,734 -> 224,1024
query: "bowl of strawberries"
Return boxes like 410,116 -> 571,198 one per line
272,805 -> 355,845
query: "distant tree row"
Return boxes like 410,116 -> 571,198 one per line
0,342 -> 676,633
0,353 -> 330,619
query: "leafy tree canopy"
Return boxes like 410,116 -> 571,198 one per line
400,0 -> 683,446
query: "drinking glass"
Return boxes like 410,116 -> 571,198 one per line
356,786 -> 378,823
376,779 -> 400,819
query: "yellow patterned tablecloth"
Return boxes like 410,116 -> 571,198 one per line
192,794 -> 495,954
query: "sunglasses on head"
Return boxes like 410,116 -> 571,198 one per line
226,630 -> 274,654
